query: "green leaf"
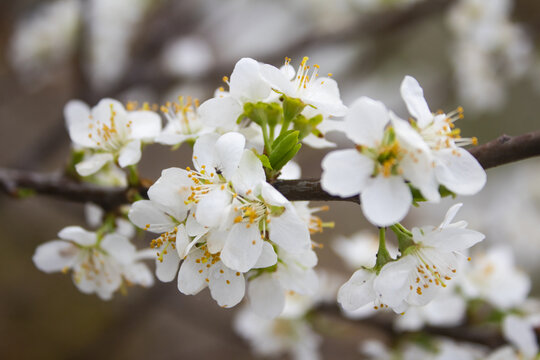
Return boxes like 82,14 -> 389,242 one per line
271,143 -> 302,172
257,153 -> 273,170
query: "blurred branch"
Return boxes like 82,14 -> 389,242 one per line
314,304 -> 506,349
1,131 -> 540,207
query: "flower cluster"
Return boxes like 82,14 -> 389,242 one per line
28,55 -> 525,358
322,76 -> 486,226
128,131 -> 317,314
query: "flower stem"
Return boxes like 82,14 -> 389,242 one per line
375,227 -> 392,271
389,223 -> 415,251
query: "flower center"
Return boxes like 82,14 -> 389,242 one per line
87,103 -> 132,151
420,106 -> 478,151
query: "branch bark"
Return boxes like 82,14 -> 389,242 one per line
1,131 -> 540,208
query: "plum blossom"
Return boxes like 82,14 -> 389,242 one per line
156,96 -> 214,146
376,203 -> 484,310
65,98 -> 161,176
321,96 -> 436,226
400,75 -> 486,195
260,56 -> 347,117
198,57 -> 272,130
234,302 -> 321,360
338,204 -> 484,314
33,226 -> 154,300
459,245 -> 531,309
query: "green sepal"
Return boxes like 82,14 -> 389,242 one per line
282,95 -> 306,122
65,149 -> 85,179
410,184 -> 457,207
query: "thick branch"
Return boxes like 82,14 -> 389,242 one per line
1,131 -> 540,207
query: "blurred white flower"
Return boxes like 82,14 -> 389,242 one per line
87,0 -> 152,91
503,313 -> 540,359
9,0 -> 80,84
156,96 -> 214,146
33,226 -> 154,299
332,230 -> 398,269
460,245 -> 531,309
447,0 -> 532,112
161,35 -> 215,78
65,98 -> 161,176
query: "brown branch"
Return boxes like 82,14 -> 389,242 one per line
1,131 -> 540,207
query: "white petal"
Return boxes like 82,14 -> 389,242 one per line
261,182 -> 288,206
253,241 -> 278,268
127,111 -> 162,140
361,176 -> 412,227
229,57 -> 270,102
123,263 -> 154,287
374,256 -> 416,309
423,228 -> 485,252
248,275 -> 285,318
268,205 -> 311,254
321,149 -> 372,197
85,203 -> 104,228
58,226 -> 96,246
440,203 -> 463,228
175,224 -> 190,259
206,229 -> 227,254
64,100 -> 90,128
434,148 -> 486,195
337,269 -> 376,312
208,261 -> 245,308
301,133 -> 337,149
186,212 -> 208,237
155,247 -> 181,282
400,75 -> 433,128
33,240 -> 78,273
147,167 -> 191,222
91,98 -> 127,121
344,97 -> 388,147
128,200 -> 177,233
213,132 -> 246,179
278,160 -> 301,180
118,139 -> 141,168
260,63 -> 295,95
306,77 -> 348,115
177,249 -> 208,295
221,223 -> 263,272
198,96 -> 243,129
503,315 -> 538,358
277,266 -> 319,296
231,150 -> 265,195
76,153 -> 114,176
155,132 -> 190,146
100,234 -> 136,264
195,188 -> 232,227
192,133 -> 219,171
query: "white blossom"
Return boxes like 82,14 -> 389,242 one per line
400,75 -> 486,195
260,56 -> 347,118
321,96 -> 436,226
65,98 -> 161,176
198,58 -> 272,130
156,96 -> 214,146
460,245 -> 531,309
33,226 -> 153,300
376,204 -> 484,310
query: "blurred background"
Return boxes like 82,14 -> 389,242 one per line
1,0 -> 540,358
